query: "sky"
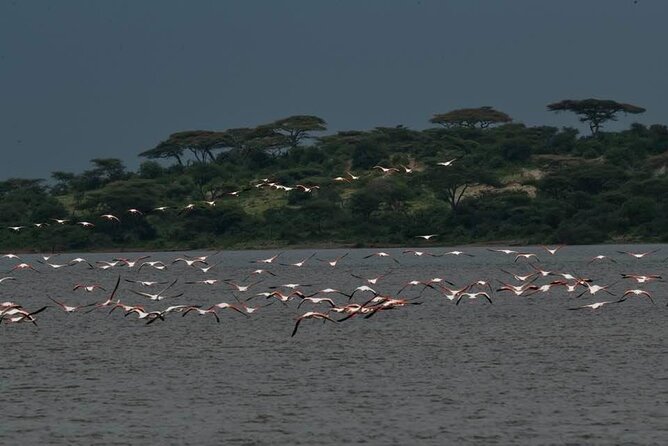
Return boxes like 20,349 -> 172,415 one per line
0,0 -> 666,180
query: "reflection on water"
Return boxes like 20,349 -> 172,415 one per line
1,244 -> 667,444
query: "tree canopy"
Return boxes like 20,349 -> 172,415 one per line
547,98 -> 646,135
430,106 -> 512,129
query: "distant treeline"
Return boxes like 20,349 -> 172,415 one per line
1,100 -> 667,252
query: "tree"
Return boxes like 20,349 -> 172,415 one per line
90,158 -> 127,183
140,131 -> 229,165
429,106 -> 512,129
547,98 -> 646,136
267,115 -> 327,149
424,164 -> 499,212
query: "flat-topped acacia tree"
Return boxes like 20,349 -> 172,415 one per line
429,106 -> 512,129
547,98 -> 646,136
265,115 -> 327,149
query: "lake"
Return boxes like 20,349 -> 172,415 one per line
1,244 -> 667,445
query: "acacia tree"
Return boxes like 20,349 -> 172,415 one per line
140,131 -> 228,165
430,106 -> 512,129
547,98 -> 645,136
424,164 -> 499,212
267,115 -> 327,149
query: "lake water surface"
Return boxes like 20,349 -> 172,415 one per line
1,245 -> 667,445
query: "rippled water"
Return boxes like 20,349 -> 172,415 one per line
1,245 -> 667,445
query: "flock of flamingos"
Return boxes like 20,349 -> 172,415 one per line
1,172 -> 666,336
0,244 -> 664,336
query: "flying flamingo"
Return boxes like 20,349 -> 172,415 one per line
291,311 -> 338,337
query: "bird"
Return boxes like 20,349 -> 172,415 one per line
124,279 -> 168,287
281,253 -> 316,267
436,159 -> 456,167
138,261 -> 167,271
363,252 -> 400,263
372,165 -> 400,174
541,245 -> 564,255
588,255 -> 617,265
47,296 -> 96,313
568,301 -> 617,311
620,273 -> 662,283
51,218 -> 69,225
619,289 -> 654,304
252,253 -> 282,264
7,263 -> 40,273
8,226 -> 25,232
100,214 -> 121,223
172,258 -> 207,267
456,292 -> 493,305
77,221 -> 95,228
350,271 -> 391,285
291,311 -> 338,337
576,282 -> 617,299
443,250 -> 474,257
185,279 -> 219,286
224,280 -> 263,293
617,249 -> 660,259
515,253 -> 539,262
318,253 -> 348,267
402,250 -> 442,257
296,185 -> 320,193
73,284 -> 106,292
488,249 -> 518,255
499,269 -> 537,282
115,255 -> 151,268
416,234 -> 438,240
69,258 -> 94,269
296,297 -> 336,309
129,279 -> 182,301
0,277 -> 16,284
127,208 -> 144,215
182,306 -> 220,323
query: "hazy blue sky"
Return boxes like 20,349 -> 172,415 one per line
1,0 -> 666,180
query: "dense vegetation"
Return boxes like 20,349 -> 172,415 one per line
2,103 -> 667,252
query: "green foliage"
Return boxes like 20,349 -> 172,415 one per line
1,113 -> 666,251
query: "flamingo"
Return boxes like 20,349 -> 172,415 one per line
568,301 -> 617,311
619,289 -> 654,303
182,306 -> 220,323
456,292 -> 493,305
588,255 -> 617,265
73,284 -> 106,292
100,214 -> 121,223
372,165 -> 400,174
363,252 -> 400,264
443,250 -> 474,257
488,248 -> 518,255
318,253 -> 348,267
129,279 -> 182,301
515,253 -> 539,262
542,245 -> 564,255
47,296 -> 96,313
252,253 -> 282,264
281,253 -> 316,267
617,249 -> 660,259
115,255 -> 151,268
291,311 -> 338,337
138,261 -> 167,271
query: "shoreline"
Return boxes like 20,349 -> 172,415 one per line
4,239 -> 666,255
